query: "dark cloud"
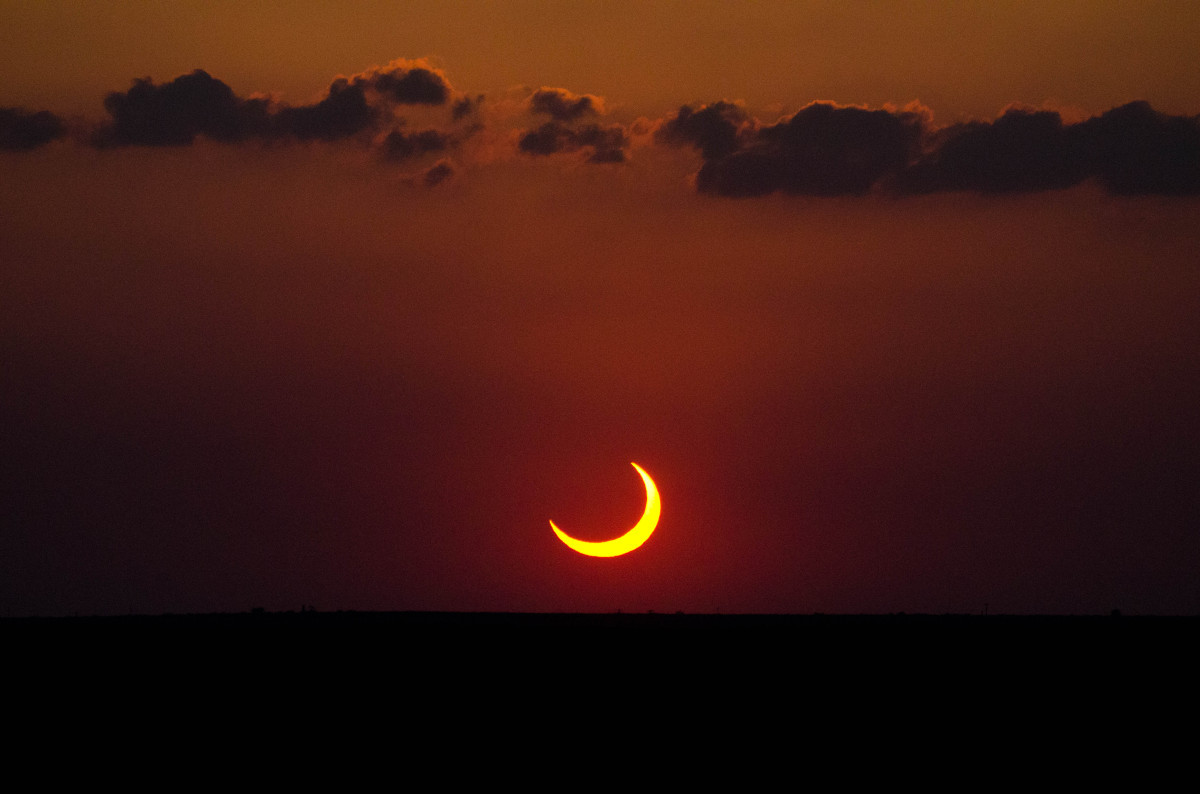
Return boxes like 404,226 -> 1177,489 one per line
94,70 -> 272,147
92,69 -> 378,146
664,99 -> 1200,197
575,124 -> 627,163
357,65 -> 450,106
451,95 -> 483,121
20,58 -> 1200,196
1074,101 -> 1200,195
897,102 -> 1200,196
516,122 -> 565,156
518,121 -> 628,163
698,102 -> 924,196
272,78 -> 377,142
0,107 -> 66,150
423,159 -> 454,186
91,62 -> 458,148
382,128 -> 450,161
528,88 -> 602,121
585,144 -> 626,164
654,101 -> 748,160
517,87 -> 626,163
896,107 -> 1082,194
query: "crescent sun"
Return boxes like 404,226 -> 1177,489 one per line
550,462 -> 661,557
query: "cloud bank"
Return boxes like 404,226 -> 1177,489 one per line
658,101 -> 925,196
517,120 -> 629,163
515,86 -> 629,163
6,58 -> 1200,196
90,60 -> 456,148
0,106 -> 66,150
382,128 -> 450,161
528,87 -> 604,121
658,99 -> 1200,197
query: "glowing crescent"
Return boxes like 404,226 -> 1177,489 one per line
550,462 -> 661,557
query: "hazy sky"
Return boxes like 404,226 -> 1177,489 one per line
5,1 -> 1200,118
3,2 -> 1198,616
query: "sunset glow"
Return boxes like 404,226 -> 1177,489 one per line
3,3 -> 1198,617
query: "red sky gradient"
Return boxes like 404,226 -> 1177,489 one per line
2,2 -> 1198,616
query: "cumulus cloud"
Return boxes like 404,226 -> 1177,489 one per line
423,158 -> 455,186
528,87 -> 603,121
0,106 -> 66,150
715,102 -> 924,196
1075,101 -> 1200,195
92,69 -> 374,146
271,78 -> 377,142
92,70 -> 272,146
658,101 -> 923,196
654,101 -> 749,160
90,60 -> 458,148
351,60 -> 452,105
514,86 -> 627,163
382,128 -> 450,161
896,101 -> 1200,195
7,55 -> 1200,197
452,94 -> 484,121
896,107 -> 1079,194
660,99 -> 1200,197
517,120 -> 628,163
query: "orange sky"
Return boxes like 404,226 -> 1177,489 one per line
5,1 -> 1200,119
3,2 -> 1199,617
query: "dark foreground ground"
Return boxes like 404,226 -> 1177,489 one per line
8,610 -> 1195,674
7,607 -> 1195,624
6,611 -> 1196,764
7,607 -> 1196,634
